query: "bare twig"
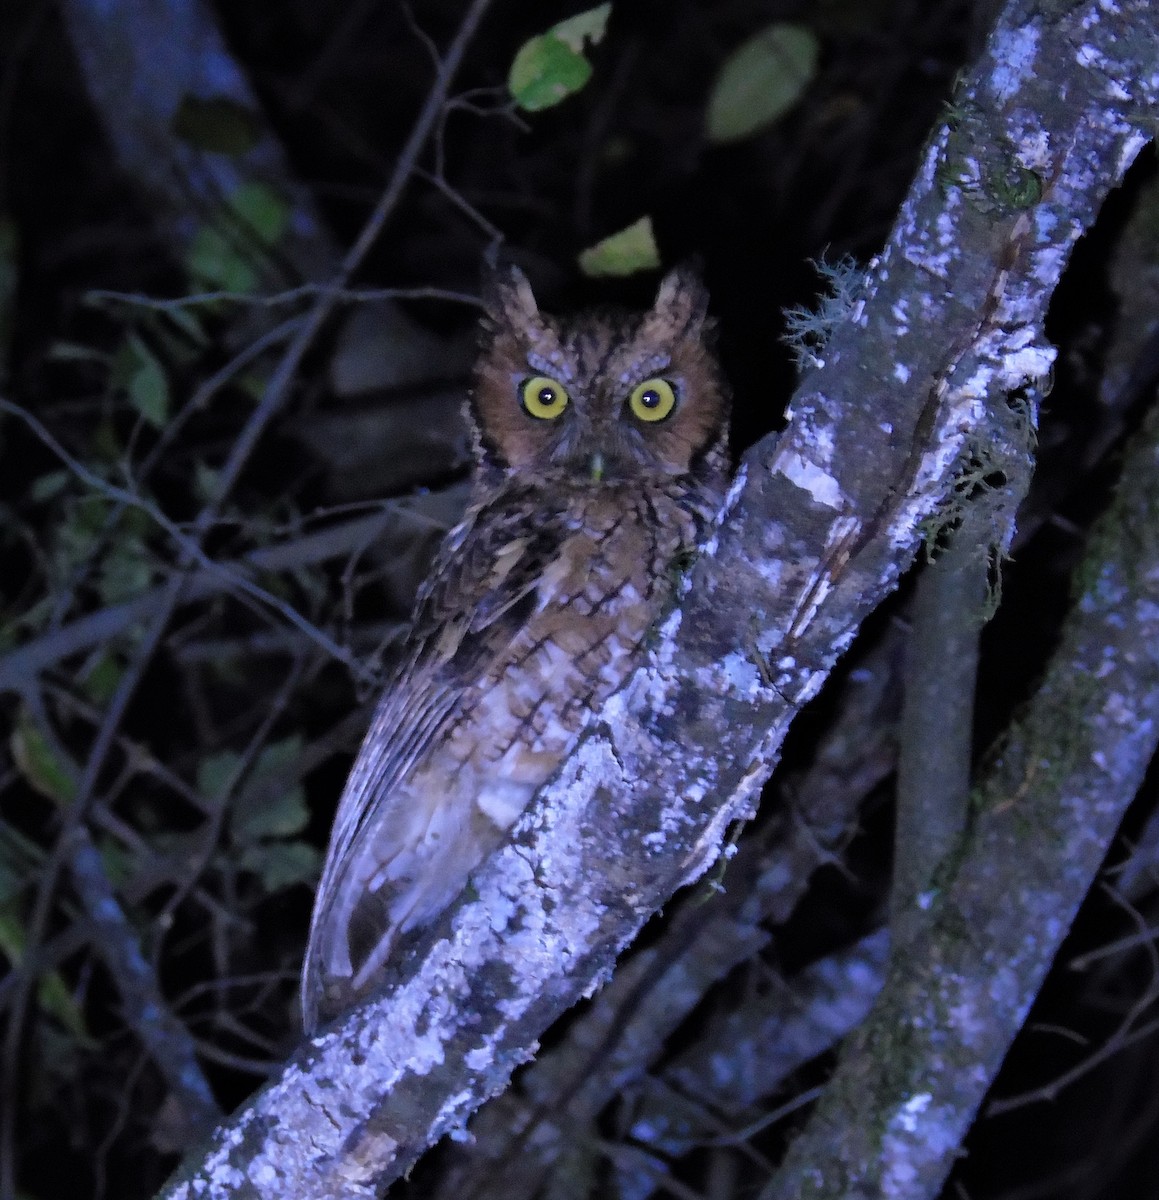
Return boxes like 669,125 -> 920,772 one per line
0,494 -> 464,695
85,283 -> 483,313
986,885 -> 1159,1115
0,398 -> 376,683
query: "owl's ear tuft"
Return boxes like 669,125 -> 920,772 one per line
650,265 -> 710,336
481,263 -> 541,334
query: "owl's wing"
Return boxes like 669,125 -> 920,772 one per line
303,491 -> 571,1025
410,487 -> 568,649
319,491 -> 563,868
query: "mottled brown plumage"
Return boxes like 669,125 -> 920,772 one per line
302,266 -> 731,1030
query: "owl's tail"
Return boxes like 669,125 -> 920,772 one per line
300,772 -> 493,1032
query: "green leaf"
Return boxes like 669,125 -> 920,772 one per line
235,371 -> 267,401
90,418 -> 122,465
10,713 -> 76,806
233,779 -> 308,842
118,333 -> 170,428
186,226 -> 259,294
231,736 -> 309,842
123,505 -> 153,538
54,493 -> 108,575
30,470 -> 69,503
509,4 -> 611,112
255,734 -> 303,781
95,836 -> 134,891
185,182 -> 288,294
577,215 -> 661,278
194,461 -> 221,505
38,968 -> 95,1042
230,182 -> 290,247
161,303 -> 210,346
0,906 -> 25,962
46,340 -> 109,364
706,24 -> 819,144
239,841 -> 320,892
172,95 -> 262,156
509,35 -> 591,111
97,536 -> 154,605
1,594 -> 53,646
197,750 -> 242,805
0,823 -> 40,906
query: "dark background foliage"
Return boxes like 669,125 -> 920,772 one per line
0,1 -> 1157,1198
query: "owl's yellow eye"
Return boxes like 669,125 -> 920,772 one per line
628,378 -> 677,423
520,376 -> 570,420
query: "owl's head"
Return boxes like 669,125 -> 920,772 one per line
469,266 -> 729,488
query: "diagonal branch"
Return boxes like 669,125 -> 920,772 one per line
430,622 -> 902,1200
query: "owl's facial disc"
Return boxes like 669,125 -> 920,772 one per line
470,268 -> 728,483
523,374 -> 688,483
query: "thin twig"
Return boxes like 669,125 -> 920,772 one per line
84,283 -> 482,313
0,495 -> 463,695
0,399 -> 376,684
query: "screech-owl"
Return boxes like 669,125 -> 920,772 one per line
301,265 -> 731,1030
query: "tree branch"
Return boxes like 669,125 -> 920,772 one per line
430,623 -> 902,1200
891,503 -> 991,947
758,325 -> 1159,1200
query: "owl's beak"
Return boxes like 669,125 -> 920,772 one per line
588,452 -> 605,483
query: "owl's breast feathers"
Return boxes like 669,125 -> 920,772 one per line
302,476 -> 719,1027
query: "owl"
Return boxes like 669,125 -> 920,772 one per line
301,265 -> 731,1030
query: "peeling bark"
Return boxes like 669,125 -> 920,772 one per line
159,1 -> 1159,1196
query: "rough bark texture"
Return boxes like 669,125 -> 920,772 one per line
161,1 -> 1159,1196
759,350 -> 1159,1200
430,626 -> 901,1200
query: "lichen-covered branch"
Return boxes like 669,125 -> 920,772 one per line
160,1 -> 1159,1196
758,340 -> 1159,1200
430,624 -> 901,1200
